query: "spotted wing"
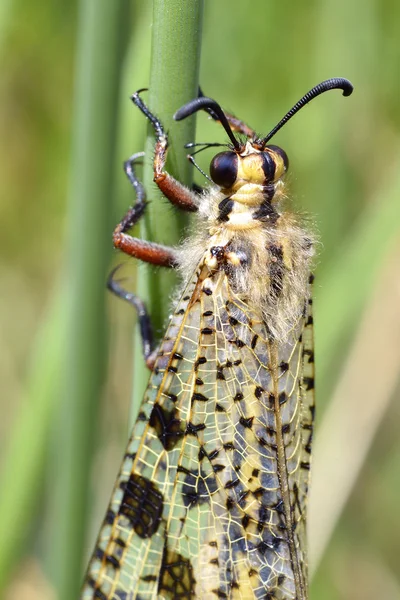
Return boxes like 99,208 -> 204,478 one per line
81,265 -> 314,600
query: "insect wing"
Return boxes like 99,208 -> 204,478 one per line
81,266 -> 314,600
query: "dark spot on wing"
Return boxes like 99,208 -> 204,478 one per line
239,416 -> 254,428
178,465 -> 218,508
149,403 -> 183,450
194,356 -> 207,370
159,548 -> 196,597
119,474 -> 163,538
191,392 -> 209,403
279,391 -> 287,405
185,422 -> 206,435
303,376 -> 314,390
254,386 -> 263,399
279,361 -> 289,373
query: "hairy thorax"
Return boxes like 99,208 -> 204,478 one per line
178,177 -> 315,341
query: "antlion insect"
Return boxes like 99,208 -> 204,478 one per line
81,78 -> 353,600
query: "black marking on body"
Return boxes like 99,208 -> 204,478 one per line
119,474 -> 163,538
269,243 -> 285,297
253,198 -> 278,220
217,197 -> 234,222
210,245 -> 225,261
149,403 -> 183,450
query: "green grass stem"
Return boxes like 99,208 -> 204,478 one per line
131,0 -> 204,421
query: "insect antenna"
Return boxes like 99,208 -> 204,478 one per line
175,97 -> 241,151
260,77 -> 353,147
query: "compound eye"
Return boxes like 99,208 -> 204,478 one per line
210,151 -> 238,188
266,144 -> 289,172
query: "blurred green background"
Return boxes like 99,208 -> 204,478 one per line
1,1 -> 400,599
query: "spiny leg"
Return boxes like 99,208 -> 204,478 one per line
111,152 -> 176,367
131,89 -> 200,212
108,266 -> 157,369
113,151 -> 179,268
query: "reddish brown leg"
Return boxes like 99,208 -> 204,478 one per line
112,151 -> 179,268
131,90 -> 200,212
110,96 -> 200,367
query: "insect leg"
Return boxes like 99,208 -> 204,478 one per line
107,266 -> 157,369
113,151 -> 179,268
132,90 -> 200,212
198,87 -> 257,139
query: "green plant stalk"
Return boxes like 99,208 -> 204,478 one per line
131,0 -> 204,423
48,2 -> 128,598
